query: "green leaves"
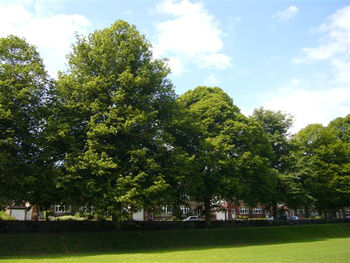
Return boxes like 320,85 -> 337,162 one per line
1,23 -> 347,221
53,20 -> 176,220
177,87 -> 274,224
292,116 -> 350,213
0,35 -> 54,207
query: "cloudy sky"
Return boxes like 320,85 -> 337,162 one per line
1,0 -> 349,133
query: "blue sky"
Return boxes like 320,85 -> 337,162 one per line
0,0 -> 349,133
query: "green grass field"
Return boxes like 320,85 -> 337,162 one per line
0,223 -> 349,262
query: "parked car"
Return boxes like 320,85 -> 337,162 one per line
287,216 -> 300,220
183,216 -> 199,221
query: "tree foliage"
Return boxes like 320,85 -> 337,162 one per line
178,87 -> 274,224
1,21 -> 348,221
251,108 -> 303,213
0,35 -> 54,208
53,21 -> 176,221
292,116 -> 350,216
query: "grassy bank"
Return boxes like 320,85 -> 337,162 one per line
0,223 -> 349,262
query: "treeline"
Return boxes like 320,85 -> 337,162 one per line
0,20 -> 349,224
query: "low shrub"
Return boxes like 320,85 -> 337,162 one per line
0,211 -> 15,221
52,215 -> 86,221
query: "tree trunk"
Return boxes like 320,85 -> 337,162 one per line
112,213 -> 123,230
172,201 -> 182,220
204,198 -> 211,227
331,209 -> 337,219
45,206 -> 49,221
304,205 -> 309,218
272,204 -> 278,219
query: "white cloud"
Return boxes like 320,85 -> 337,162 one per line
0,1 -> 91,78
166,57 -> 184,76
274,6 -> 299,21
200,53 -> 232,69
293,5 -> 350,86
261,81 -> 350,133
154,0 -> 232,74
203,73 -> 219,86
262,6 -> 350,133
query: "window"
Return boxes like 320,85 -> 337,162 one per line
161,206 -> 172,214
181,194 -> 190,200
239,206 -> 249,214
79,205 -> 94,213
345,208 -> 350,214
54,205 -> 71,213
297,208 -> 305,214
253,207 -> 263,214
180,205 -> 190,215
289,209 -> 295,217
310,210 -> 318,216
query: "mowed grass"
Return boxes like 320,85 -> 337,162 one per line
0,223 -> 349,262
1,238 -> 348,263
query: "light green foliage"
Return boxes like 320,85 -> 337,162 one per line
51,214 -> 86,221
0,35 -> 52,207
54,21 -> 176,221
0,211 -> 15,220
178,87 -> 274,223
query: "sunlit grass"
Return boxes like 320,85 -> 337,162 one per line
2,237 -> 349,263
1,223 -> 349,262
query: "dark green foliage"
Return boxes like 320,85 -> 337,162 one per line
178,87 -> 275,224
251,108 -> 302,214
292,116 -> 350,216
0,35 -> 55,208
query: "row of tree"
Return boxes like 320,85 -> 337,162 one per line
1,21 -> 349,224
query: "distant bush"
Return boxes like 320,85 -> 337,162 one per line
250,217 -> 268,221
0,211 -> 15,221
52,214 -> 86,221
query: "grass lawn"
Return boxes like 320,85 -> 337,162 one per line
0,223 -> 349,262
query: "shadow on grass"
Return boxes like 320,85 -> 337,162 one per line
1,223 -> 350,260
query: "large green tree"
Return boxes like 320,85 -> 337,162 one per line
0,35 -> 54,208
178,87 -> 274,225
251,108 -> 302,217
54,20 -> 176,221
292,116 -> 350,218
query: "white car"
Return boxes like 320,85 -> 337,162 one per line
183,216 -> 199,221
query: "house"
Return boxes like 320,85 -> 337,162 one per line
223,203 -> 269,220
5,199 -> 349,221
5,203 -> 33,221
131,200 -> 269,221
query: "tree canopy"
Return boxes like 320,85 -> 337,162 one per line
292,117 -> 350,216
178,87 -> 275,224
53,20 -> 176,221
1,20 -> 348,221
0,35 -> 53,208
